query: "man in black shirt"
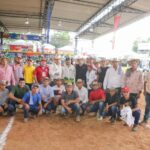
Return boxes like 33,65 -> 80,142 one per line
120,87 -> 141,131
75,57 -> 87,84
98,58 -> 108,88
105,87 -> 119,123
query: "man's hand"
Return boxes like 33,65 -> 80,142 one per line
17,99 -> 24,104
66,107 -> 72,114
44,102 -> 48,109
38,109 -> 42,116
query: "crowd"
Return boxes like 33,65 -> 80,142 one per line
0,53 -> 150,132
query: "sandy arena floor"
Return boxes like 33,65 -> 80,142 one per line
1,95 -> 150,150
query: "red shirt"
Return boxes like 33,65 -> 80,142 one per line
34,66 -> 49,83
89,88 -> 105,102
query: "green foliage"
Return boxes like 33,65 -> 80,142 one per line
50,31 -> 71,49
132,40 -> 138,52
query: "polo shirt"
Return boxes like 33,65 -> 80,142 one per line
120,95 -> 137,109
61,91 -> 79,103
24,65 -> 35,84
34,66 -> 49,83
23,92 -> 41,106
89,88 -> 105,102
11,85 -> 30,99
105,93 -> 119,105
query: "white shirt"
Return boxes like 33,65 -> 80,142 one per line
53,85 -> 65,94
86,70 -> 97,90
39,84 -> 54,102
49,63 -> 62,80
103,66 -> 124,89
62,65 -> 76,80
74,86 -> 88,103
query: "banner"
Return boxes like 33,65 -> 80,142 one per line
112,15 -> 121,50
3,33 -> 42,41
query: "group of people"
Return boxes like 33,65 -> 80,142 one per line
0,53 -> 150,132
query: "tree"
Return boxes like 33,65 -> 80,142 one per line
50,31 -> 71,49
132,40 -> 138,52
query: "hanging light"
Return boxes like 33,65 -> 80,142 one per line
58,21 -> 62,27
25,18 -> 29,25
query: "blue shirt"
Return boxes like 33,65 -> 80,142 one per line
23,92 -> 41,106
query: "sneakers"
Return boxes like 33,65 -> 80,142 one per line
132,125 -> 138,132
97,116 -> 103,121
76,116 -> 81,122
110,118 -> 116,124
24,118 -> 28,123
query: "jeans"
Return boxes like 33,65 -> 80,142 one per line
108,106 -> 118,119
80,102 -> 88,115
62,103 -> 80,116
144,93 -> 150,121
8,101 -> 18,114
46,102 -> 56,111
24,105 -> 39,118
90,101 -> 105,117
133,110 -> 141,125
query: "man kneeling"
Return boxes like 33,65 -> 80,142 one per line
22,84 -> 42,122
61,82 -> 81,122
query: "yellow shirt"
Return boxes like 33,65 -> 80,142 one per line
23,65 -> 35,84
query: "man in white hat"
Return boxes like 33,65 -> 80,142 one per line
49,55 -> 62,82
75,56 -> 87,84
124,59 -> 143,99
62,57 -> 76,83
103,58 -> 124,95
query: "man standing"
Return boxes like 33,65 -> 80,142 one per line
23,57 -> 35,89
23,84 -> 42,122
103,58 -> 124,95
62,57 -> 76,84
0,56 -> 15,86
49,55 -> 62,81
34,57 -> 49,84
98,58 -> 109,88
12,54 -> 23,84
86,64 -> 97,93
61,82 -> 81,122
124,59 -> 143,99
75,57 -> 87,84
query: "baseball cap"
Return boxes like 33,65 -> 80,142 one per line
77,79 -> 83,83
66,82 -> 73,86
32,83 -> 39,89
16,53 -> 22,58
109,87 -> 116,92
122,86 -> 130,93
0,80 -> 7,85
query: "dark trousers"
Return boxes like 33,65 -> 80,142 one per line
24,105 -> 39,118
107,106 -> 118,119
144,92 -> 150,121
89,101 -> 105,116
133,110 -> 141,125
63,104 -> 80,116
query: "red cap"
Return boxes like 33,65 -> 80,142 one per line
122,86 -> 130,93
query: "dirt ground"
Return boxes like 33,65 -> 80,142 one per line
1,95 -> 150,150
